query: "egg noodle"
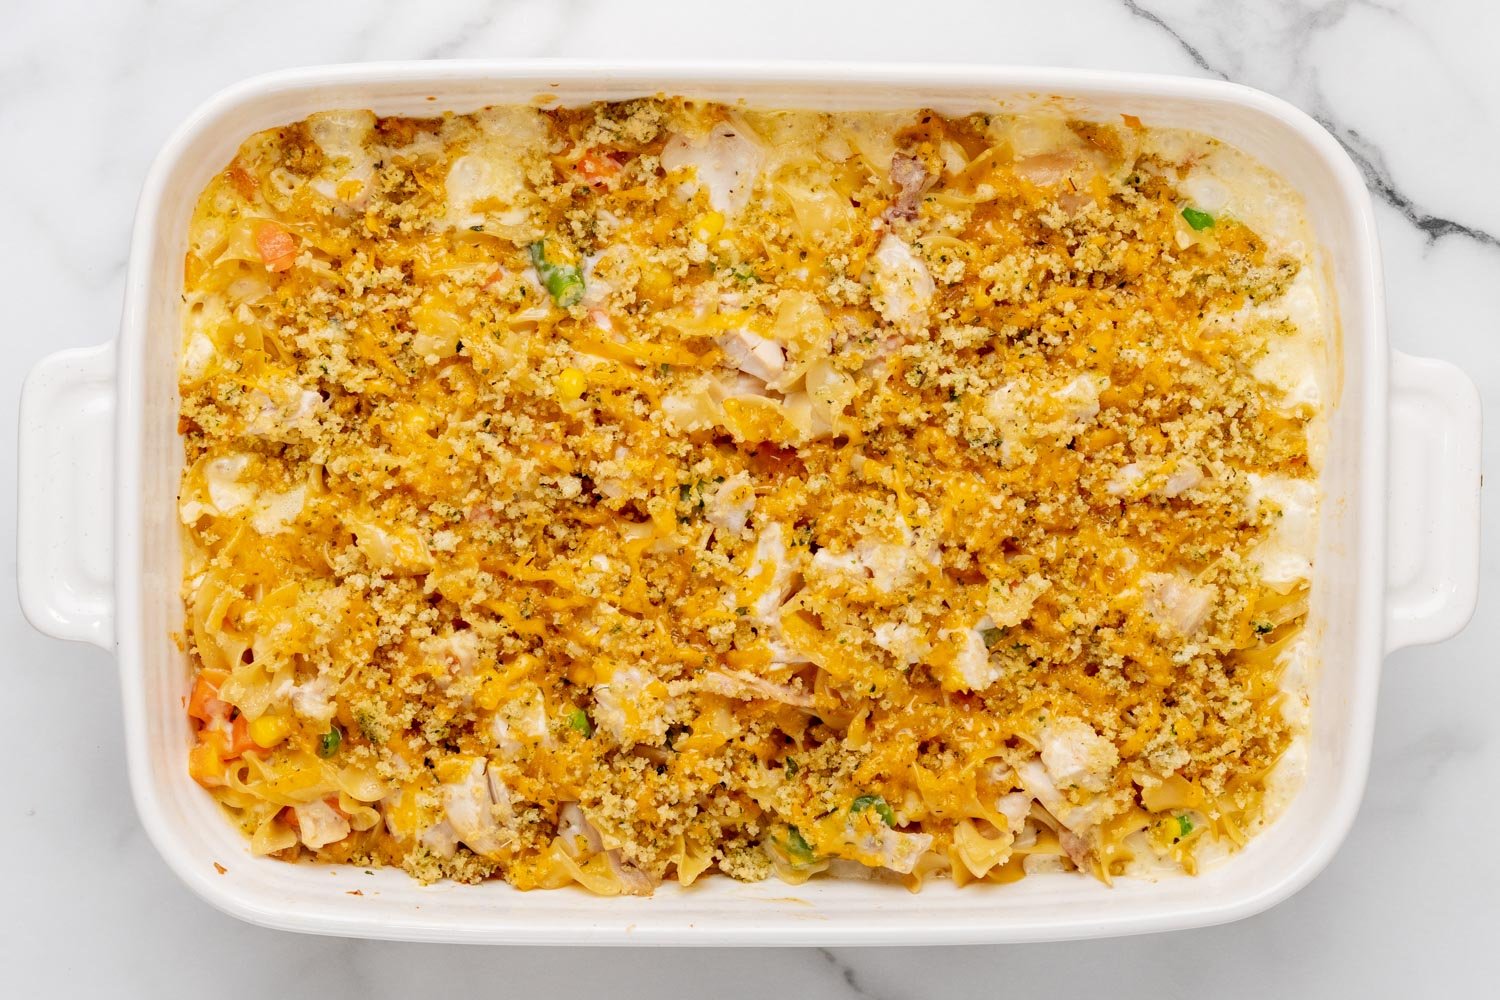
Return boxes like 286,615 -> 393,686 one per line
178,98 -> 1326,893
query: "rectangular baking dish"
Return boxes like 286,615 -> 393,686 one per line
17,61 -> 1482,946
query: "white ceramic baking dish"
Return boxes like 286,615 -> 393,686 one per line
17,62 -> 1482,946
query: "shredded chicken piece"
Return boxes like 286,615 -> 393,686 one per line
700,668 -> 816,708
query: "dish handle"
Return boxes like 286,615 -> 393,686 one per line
17,341 -> 117,650
1385,350 -> 1482,654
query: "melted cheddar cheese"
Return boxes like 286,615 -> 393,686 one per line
178,99 -> 1327,892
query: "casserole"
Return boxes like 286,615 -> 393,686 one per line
17,62 -> 1481,945
176,96 -> 1339,894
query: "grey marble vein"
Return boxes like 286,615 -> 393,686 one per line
1322,119 -> 1500,248
1121,0 -> 1500,251
819,947 -> 885,1000
1121,0 -> 1222,75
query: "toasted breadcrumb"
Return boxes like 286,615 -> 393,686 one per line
179,100 -> 1326,893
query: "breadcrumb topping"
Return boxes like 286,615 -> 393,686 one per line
179,99 -> 1326,893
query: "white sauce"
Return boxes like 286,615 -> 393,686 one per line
1246,473 -> 1318,590
660,122 -> 765,217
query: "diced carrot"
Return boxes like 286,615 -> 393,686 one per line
282,805 -> 300,830
1121,113 -> 1144,131
227,714 -> 257,757
226,161 -> 258,200
575,150 -> 622,189
252,220 -> 299,271
187,673 -> 227,723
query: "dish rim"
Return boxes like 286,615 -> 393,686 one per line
112,60 -> 1391,945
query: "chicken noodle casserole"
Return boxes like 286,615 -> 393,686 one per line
178,98 -> 1327,892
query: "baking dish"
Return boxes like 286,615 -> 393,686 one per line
16,61 -> 1481,946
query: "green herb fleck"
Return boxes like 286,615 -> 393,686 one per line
678,480 -> 706,513
1253,620 -> 1275,635
980,626 -> 1005,649
1176,814 -> 1194,838
1181,206 -> 1215,231
784,757 -> 798,777
352,707 -> 387,744
851,794 -> 897,827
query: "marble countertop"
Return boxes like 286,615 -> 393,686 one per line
3,0 -> 1496,995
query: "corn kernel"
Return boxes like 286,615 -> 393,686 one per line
693,211 -> 725,242
638,264 -> 673,301
557,366 -> 587,401
249,714 -> 292,749
188,734 -> 228,787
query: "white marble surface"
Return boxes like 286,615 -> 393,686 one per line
3,0 -> 1496,994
